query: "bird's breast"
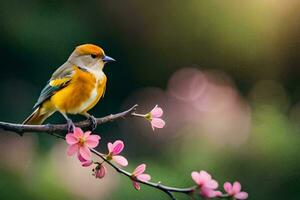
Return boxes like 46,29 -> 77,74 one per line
51,67 -> 106,114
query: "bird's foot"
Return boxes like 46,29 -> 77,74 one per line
88,115 -> 97,131
67,119 -> 75,133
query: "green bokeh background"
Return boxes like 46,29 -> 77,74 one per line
0,0 -> 300,199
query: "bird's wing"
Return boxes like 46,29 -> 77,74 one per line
33,62 -> 75,109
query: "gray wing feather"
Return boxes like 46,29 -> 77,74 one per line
33,62 -> 74,109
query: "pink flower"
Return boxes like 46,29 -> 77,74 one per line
191,170 -> 219,189
147,105 -> 165,130
93,164 -> 106,179
106,140 -> 128,166
200,187 -> 222,198
66,127 -> 100,162
131,164 -> 151,190
224,181 -> 248,200
191,171 -> 222,198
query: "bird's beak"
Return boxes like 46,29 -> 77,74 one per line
102,55 -> 116,63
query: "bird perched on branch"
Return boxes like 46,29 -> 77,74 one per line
23,44 -> 115,132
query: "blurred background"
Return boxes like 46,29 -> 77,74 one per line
0,0 -> 300,199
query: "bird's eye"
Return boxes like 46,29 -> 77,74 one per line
91,54 -> 97,59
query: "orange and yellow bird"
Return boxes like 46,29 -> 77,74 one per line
23,44 -> 115,131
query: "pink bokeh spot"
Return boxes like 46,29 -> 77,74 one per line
65,127 -> 100,163
131,164 -> 151,190
107,140 -> 128,167
168,68 -> 207,102
224,181 -> 248,200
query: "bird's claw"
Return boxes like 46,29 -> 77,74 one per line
88,115 -> 97,131
67,119 -> 75,133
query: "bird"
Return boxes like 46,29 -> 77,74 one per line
23,44 -> 115,132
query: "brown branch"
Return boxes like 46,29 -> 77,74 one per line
0,105 -> 230,200
0,104 -> 138,135
90,148 -> 195,200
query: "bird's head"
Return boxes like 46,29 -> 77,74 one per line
68,44 -> 115,70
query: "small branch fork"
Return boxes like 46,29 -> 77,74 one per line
0,105 -> 227,200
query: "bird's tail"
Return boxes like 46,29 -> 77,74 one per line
23,107 -> 51,125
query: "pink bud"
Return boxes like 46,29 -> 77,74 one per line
94,164 -> 106,179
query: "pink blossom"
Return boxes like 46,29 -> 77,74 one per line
224,181 -> 248,199
66,127 -> 100,162
93,164 -> 106,179
191,170 -> 222,198
191,170 -> 219,189
131,164 -> 151,190
147,105 -> 165,130
200,187 -> 222,198
106,140 -> 128,167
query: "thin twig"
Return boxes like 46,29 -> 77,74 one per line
90,148 -> 195,199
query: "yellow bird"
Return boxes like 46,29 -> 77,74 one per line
23,44 -> 115,131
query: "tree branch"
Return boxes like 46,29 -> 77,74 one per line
90,148 -> 196,199
0,105 -> 230,200
0,104 -> 138,135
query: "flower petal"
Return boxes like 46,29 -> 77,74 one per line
234,192 -> 248,199
113,155 -> 128,166
133,181 -> 141,190
82,160 -> 93,167
133,164 -> 146,176
201,187 -> 222,198
73,127 -> 84,138
107,142 -> 113,153
223,182 -> 233,193
151,118 -> 165,130
232,181 -> 241,194
205,179 -> 218,189
67,144 -> 79,156
66,134 -> 78,145
83,131 -> 91,139
79,146 -> 92,161
95,165 -> 106,179
191,171 -> 201,185
77,154 -> 92,167
199,170 -> 212,183
214,191 -> 222,197
137,174 -> 151,182
77,154 -> 86,162
112,140 -> 124,155
150,105 -> 163,118
85,135 -> 100,148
